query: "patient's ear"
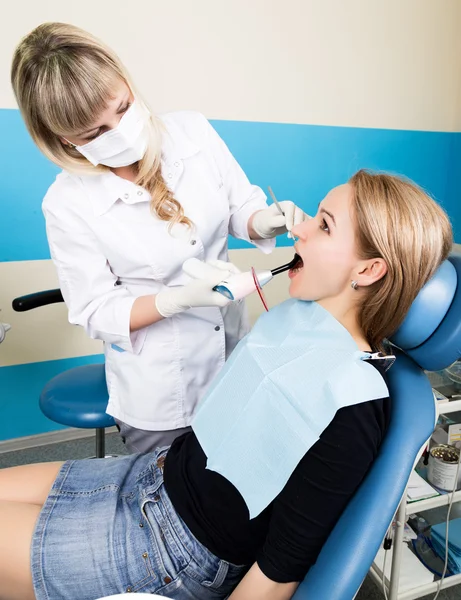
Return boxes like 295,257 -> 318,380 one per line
356,258 -> 387,288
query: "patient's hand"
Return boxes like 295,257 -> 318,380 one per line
228,562 -> 298,600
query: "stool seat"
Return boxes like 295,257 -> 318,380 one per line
40,364 -> 114,429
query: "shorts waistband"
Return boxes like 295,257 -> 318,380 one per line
147,446 -> 244,576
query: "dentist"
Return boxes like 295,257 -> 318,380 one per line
11,22 -> 307,452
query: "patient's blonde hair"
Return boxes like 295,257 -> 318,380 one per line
349,169 -> 453,351
11,22 -> 191,229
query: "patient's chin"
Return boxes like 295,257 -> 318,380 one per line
289,280 -> 307,300
288,278 -> 318,302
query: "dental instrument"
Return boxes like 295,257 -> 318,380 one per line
182,254 -> 302,302
211,254 -> 301,301
268,186 -> 293,239
212,253 -> 302,301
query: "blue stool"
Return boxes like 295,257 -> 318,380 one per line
13,289 -> 115,458
294,253 -> 461,599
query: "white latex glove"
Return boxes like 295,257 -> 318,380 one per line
155,258 -> 241,318
251,201 -> 309,239
0,322 -> 11,344
206,259 -> 241,275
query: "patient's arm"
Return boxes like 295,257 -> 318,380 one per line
229,563 -> 298,600
237,398 -> 388,593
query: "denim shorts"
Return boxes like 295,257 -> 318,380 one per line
31,447 -> 247,600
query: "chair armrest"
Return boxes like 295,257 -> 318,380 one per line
12,289 -> 64,312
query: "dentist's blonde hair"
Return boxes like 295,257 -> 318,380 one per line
11,22 -> 191,229
350,169 -> 452,351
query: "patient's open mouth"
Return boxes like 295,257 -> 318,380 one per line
290,254 -> 303,271
288,254 -> 304,278
270,253 -> 303,276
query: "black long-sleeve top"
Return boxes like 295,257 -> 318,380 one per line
164,361 -> 389,583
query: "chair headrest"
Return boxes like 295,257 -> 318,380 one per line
389,253 -> 461,372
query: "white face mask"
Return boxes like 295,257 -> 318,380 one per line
71,101 -> 150,168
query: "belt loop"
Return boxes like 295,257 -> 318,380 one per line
209,560 -> 229,589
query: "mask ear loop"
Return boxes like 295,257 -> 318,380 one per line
251,267 -> 269,312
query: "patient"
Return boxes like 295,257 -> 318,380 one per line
0,170 -> 452,600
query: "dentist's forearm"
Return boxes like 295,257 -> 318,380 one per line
229,563 -> 298,600
130,295 -> 164,331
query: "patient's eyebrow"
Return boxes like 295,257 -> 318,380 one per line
319,206 -> 336,226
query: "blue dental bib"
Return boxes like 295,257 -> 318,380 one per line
192,299 -> 390,518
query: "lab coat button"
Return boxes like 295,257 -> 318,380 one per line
190,240 -> 197,245
214,326 -> 221,331
137,190 -> 143,196
123,193 -> 129,199
174,161 -> 180,167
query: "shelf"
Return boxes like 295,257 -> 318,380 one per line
406,489 -> 461,514
370,385 -> 461,598
369,559 -> 461,600
405,396 -> 461,513
437,398 -> 461,415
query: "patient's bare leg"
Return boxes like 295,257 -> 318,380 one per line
0,500 -> 41,600
0,461 -> 63,505
0,463 -> 65,599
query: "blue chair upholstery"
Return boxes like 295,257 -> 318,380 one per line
12,290 -> 114,457
294,253 -> 461,600
40,364 -> 112,429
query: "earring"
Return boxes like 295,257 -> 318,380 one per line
61,137 -> 76,149
351,280 -> 359,290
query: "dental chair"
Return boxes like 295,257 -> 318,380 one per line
294,252 -> 461,599
12,289 -> 114,458
97,254 -> 461,600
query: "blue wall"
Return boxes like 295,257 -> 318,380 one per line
217,120 -> 461,248
1,107 -> 460,441
0,355 -> 104,442
1,109 -> 460,262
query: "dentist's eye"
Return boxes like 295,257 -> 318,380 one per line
117,103 -> 131,115
320,218 -> 330,234
84,128 -> 102,141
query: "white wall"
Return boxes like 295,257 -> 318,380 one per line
1,0 -> 460,130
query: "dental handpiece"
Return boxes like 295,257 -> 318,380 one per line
212,254 -> 301,301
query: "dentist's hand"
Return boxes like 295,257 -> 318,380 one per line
155,259 -> 240,318
250,201 -> 309,239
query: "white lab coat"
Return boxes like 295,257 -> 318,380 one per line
43,111 -> 274,430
